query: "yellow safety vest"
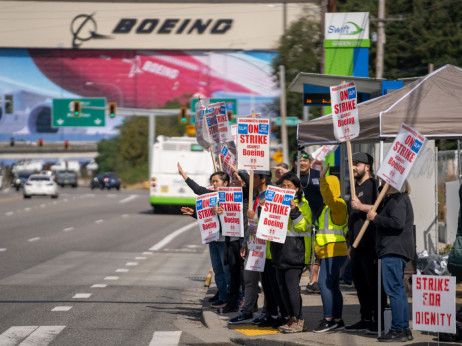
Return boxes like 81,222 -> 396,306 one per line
315,204 -> 348,247
286,200 -> 312,264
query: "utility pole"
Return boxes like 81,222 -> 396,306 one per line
279,65 -> 289,164
376,0 -> 385,79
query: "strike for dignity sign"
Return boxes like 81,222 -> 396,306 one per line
218,187 -> 244,237
377,123 -> 428,191
196,192 -> 220,244
237,117 -> 270,171
256,185 -> 295,244
330,82 -> 359,141
412,275 -> 456,334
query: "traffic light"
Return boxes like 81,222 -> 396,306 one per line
38,138 -> 43,147
64,140 -> 69,150
72,101 -> 81,117
4,94 -> 13,114
178,106 -> 189,124
108,102 -> 117,118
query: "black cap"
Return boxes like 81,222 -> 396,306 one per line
352,152 -> 373,166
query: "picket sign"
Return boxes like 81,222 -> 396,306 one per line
196,97 -> 219,172
330,81 -> 359,198
311,145 -> 339,162
245,219 -> 267,272
353,123 -> 428,248
196,192 -> 220,244
256,185 -> 295,244
219,144 -> 237,177
412,275 -> 456,334
218,187 -> 244,237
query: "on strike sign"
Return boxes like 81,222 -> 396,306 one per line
412,275 -> 456,334
256,185 -> 295,244
196,192 -> 220,244
377,123 -> 428,191
330,82 -> 359,141
218,187 -> 244,237
237,117 -> 270,171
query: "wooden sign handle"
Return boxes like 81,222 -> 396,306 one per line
352,183 -> 389,248
347,140 -> 356,199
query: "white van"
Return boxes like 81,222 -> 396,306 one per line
150,136 -> 214,212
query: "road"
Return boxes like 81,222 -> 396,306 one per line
0,187 -> 220,345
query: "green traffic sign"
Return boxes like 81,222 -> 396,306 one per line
272,117 -> 299,126
52,98 -> 106,127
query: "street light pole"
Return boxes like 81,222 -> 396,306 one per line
85,81 -> 124,107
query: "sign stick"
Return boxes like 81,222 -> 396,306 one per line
347,140 -> 356,199
352,182 -> 389,248
248,110 -> 257,212
199,96 -> 218,172
217,152 -> 223,171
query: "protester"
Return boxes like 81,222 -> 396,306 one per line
367,180 -> 415,342
270,172 -> 312,333
313,164 -> 348,333
273,162 -> 289,182
178,163 -> 231,310
345,152 -> 386,334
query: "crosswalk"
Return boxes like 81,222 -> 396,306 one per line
0,327 -> 183,346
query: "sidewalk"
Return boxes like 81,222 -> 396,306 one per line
201,272 -> 462,346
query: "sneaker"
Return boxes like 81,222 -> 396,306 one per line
281,318 -> 306,333
345,320 -> 373,332
306,282 -> 321,294
377,330 -> 407,342
222,302 -> 239,313
208,291 -> 219,303
339,280 -> 353,288
405,328 -> 413,341
278,317 -> 295,332
211,299 -> 227,309
227,311 -> 254,325
257,316 -> 278,327
366,322 -> 384,335
332,319 -> 345,331
272,317 -> 288,328
252,312 -> 267,325
313,319 -> 337,333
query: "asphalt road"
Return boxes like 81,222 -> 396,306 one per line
0,187 -> 218,345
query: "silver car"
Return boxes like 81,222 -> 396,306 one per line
23,174 -> 59,199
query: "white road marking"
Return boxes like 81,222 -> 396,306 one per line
149,222 -> 198,251
24,208 -> 31,212
94,219 -> 104,224
116,269 -> 129,273
6,212 -> 13,216
91,284 -> 107,288
122,214 -> 129,218
149,331 -> 182,346
63,227 -> 74,232
119,195 -> 137,204
134,256 -> 146,260
0,248 -> 6,252
104,276 -> 119,280
142,252 -> 153,255
40,204 -> 46,208
72,293 -> 91,299
28,237 -> 40,242
0,326 -> 66,346
107,194 -> 117,198
125,262 -> 138,266
51,306 -> 72,312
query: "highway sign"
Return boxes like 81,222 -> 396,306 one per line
272,117 -> 299,126
52,98 -> 106,127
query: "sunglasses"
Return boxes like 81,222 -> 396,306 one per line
295,153 -> 310,160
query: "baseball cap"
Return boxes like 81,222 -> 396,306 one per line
352,152 -> 373,166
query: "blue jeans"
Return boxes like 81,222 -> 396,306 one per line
381,255 -> 409,332
209,241 -> 229,301
318,256 -> 347,319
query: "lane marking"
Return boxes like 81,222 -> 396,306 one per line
104,276 -> 119,280
25,208 -> 31,212
122,214 -> 129,218
142,252 -> 153,255
28,237 -> 40,242
19,325 -> 66,345
134,257 -> 146,260
126,262 -> 138,266
149,222 -> 198,251
91,284 -> 107,288
0,248 -> 6,252
149,331 -> 182,346
119,195 -> 137,204
51,306 -> 72,312
95,219 -> 104,224
0,326 -> 37,344
116,269 -> 129,273
6,212 -> 13,216
0,195 -> 22,203
72,293 -> 91,299
63,227 -> 75,232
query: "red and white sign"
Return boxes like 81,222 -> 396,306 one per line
256,185 -> 295,244
195,105 -> 210,150
377,123 -> 428,191
311,145 -> 339,162
245,220 -> 267,272
412,275 -> 456,334
196,192 -> 220,244
330,82 -> 359,141
218,187 -> 244,237
219,145 -> 237,177
237,117 -> 270,171
204,103 -> 221,146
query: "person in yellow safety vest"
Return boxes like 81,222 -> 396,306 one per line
313,163 -> 349,333
269,172 -> 312,334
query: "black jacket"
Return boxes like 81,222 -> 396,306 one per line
374,192 -> 415,261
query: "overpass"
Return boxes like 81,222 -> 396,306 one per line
0,142 -> 98,160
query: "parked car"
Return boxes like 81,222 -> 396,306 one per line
23,174 -> 58,199
90,172 -> 121,190
12,171 -> 34,191
54,169 -> 78,187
